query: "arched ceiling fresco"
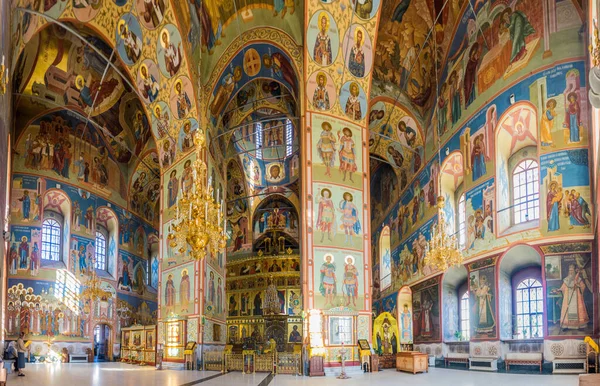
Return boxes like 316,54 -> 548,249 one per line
11,0 -> 202,172
13,24 -> 156,166
168,0 -> 303,87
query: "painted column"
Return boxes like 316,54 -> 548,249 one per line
0,0 -> 11,345
302,1 -> 381,367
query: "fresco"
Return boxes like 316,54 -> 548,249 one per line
468,257 -> 498,340
411,276 -> 441,343
372,60 -> 592,300
373,312 -> 399,355
397,286 -> 413,344
313,248 -> 363,311
313,183 -> 362,249
312,114 -> 363,190
464,178 -> 495,252
540,149 -> 592,236
204,264 -> 225,320
371,163 -> 399,226
6,279 -> 91,341
161,261 -> 195,317
545,253 -> 593,336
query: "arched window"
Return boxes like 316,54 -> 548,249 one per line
515,278 -> 543,339
460,291 -> 470,340
379,226 -> 391,290
458,193 -> 466,249
285,118 -> 293,157
95,230 -> 107,271
512,159 -> 539,224
255,122 -> 263,159
42,218 -> 62,261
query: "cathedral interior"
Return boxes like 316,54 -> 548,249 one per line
0,0 -> 599,384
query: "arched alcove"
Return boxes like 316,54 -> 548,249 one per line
495,102 -> 539,236
498,244 -> 543,340
251,194 -> 299,254
441,264 -> 469,342
96,206 -> 118,278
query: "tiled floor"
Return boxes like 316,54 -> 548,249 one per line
7,363 -> 579,386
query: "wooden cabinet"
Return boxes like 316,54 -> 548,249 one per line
309,355 -> 325,376
371,354 -> 379,372
396,352 -> 429,374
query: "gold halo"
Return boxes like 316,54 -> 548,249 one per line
323,253 -> 334,263
182,269 -> 188,276
345,255 -> 355,265
174,78 -> 183,91
321,121 -> 332,131
160,28 -> 170,48
354,26 -> 365,46
154,104 -> 162,118
318,11 -> 330,31
117,19 -> 128,36
75,75 -> 85,90
316,71 -> 327,85
139,63 -> 149,78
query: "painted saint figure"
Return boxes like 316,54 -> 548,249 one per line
500,8 -> 535,64
161,29 -> 182,76
348,27 -> 366,78
552,264 -> 590,330
449,71 -> 461,125
313,12 -> 333,66
463,43 -> 480,108
139,63 -> 159,102
175,79 -> 192,118
180,269 -> 190,313
316,122 -> 336,177
165,274 -> 175,313
141,0 -> 165,28
319,254 -> 337,307
540,99 -> 557,147
312,72 -> 330,110
343,256 -> 359,307
316,188 -> 336,243
345,82 -> 362,120
19,236 -> 29,269
420,294 -> 434,338
471,134 -> 487,181
353,0 -> 373,19
546,181 -> 561,232
400,304 -> 412,342
338,128 -> 357,182
473,275 -> 496,333
118,20 -> 142,63
168,170 -> 179,207
30,242 -> 40,276
338,192 -> 361,246
564,92 -> 581,144
18,190 -> 31,220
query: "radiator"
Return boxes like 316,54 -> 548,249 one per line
69,355 -> 88,363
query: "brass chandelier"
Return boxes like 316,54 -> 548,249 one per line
167,130 -> 227,260
423,196 -> 464,272
423,34 -> 463,273
81,257 -> 112,302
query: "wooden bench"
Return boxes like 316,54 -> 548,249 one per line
445,353 -> 469,367
579,374 -> 600,386
469,357 -> 498,371
506,352 -> 543,373
0,367 -> 7,386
